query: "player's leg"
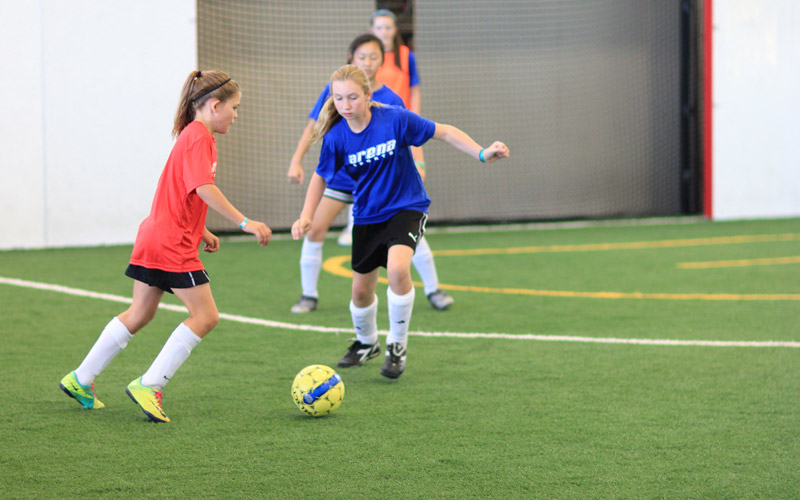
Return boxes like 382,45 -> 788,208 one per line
382,244 -> 415,378
412,236 -> 455,310
126,282 -> 215,422
293,196 -> 348,313
61,280 -> 162,409
337,203 -> 354,246
338,268 -> 381,367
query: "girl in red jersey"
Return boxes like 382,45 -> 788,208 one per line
59,70 -> 271,423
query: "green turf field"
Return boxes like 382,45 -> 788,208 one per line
1,217 -> 798,499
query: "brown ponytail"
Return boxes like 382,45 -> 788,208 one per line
172,70 -> 240,138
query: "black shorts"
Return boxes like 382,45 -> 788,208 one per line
125,264 -> 210,294
351,210 -> 427,274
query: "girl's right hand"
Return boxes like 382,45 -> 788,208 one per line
291,217 -> 312,240
243,220 -> 272,246
287,161 -> 304,184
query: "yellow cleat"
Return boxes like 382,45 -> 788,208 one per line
125,378 -> 170,423
59,371 -> 105,409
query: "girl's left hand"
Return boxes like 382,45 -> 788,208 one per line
482,142 -> 510,163
203,230 -> 220,253
292,217 -> 312,240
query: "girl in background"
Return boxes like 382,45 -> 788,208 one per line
60,70 -> 271,423
371,9 -> 421,113
287,34 -> 454,314
292,65 -> 509,379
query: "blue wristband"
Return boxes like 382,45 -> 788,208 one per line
479,149 -> 486,163
239,217 -> 249,230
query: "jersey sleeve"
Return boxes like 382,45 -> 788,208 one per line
377,86 -> 406,108
308,84 -> 332,120
401,108 -> 435,147
315,135 -> 338,184
408,51 -> 420,87
183,137 -> 216,193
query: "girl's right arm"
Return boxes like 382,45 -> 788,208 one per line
287,118 -> 317,184
196,184 -> 272,246
291,173 -> 327,240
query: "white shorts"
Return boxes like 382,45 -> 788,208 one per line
323,187 -> 354,204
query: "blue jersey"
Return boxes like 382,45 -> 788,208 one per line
316,106 -> 435,224
309,84 -> 406,193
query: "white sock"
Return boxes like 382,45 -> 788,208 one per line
74,317 -> 132,385
141,322 -> 202,390
387,287 -> 415,346
412,236 -> 440,295
350,295 -> 379,345
300,238 -> 324,298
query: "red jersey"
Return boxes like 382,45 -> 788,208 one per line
376,45 -> 411,107
129,121 -> 217,272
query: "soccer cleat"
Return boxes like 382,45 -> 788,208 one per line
337,226 -> 353,247
59,371 -> 105,409
337,339 -> 380,368
427,289 -> 454,311
380,343 -> 407,379
291,295 -> 318,314
125,377 -> 170,423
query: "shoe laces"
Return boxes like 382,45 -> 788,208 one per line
154,390 -> 164,407
388,344 -> 405,360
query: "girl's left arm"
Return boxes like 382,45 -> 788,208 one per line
196,184 -> 272,246
432,123 -> 510,163
291,173 -> 327,240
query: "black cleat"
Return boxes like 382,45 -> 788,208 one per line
338,340 -> 380,368
380,343 -> 407,379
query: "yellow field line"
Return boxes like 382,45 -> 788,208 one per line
431,233 -> 800,257
321,255 -> 800,301
678,256 -> 800,269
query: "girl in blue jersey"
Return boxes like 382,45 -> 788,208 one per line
292,65 -> 509,379
287,34 -> 454,315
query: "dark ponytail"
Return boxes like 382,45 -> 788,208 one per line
172,70 -> 240,137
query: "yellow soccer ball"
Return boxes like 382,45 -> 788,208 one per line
291,364 -> 345,417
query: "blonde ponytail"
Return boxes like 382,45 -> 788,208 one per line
309,65 -> 383,144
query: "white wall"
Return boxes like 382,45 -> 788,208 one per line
1,1 -> 196,249
712,0 -> 800,220
3,1 -> 798,249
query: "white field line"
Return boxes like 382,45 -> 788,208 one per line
1,276 -> 798,349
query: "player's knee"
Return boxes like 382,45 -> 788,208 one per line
307,225 -> 327,241
386,267 -> 412,291
192,309 -> 219,335
351,285 -> 374,305
119,308 -> 156,334
204,310 -> 220,331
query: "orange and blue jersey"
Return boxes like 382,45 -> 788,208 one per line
375,46 -> 420,109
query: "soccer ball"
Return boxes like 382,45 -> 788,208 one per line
291,364 -> 345,417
